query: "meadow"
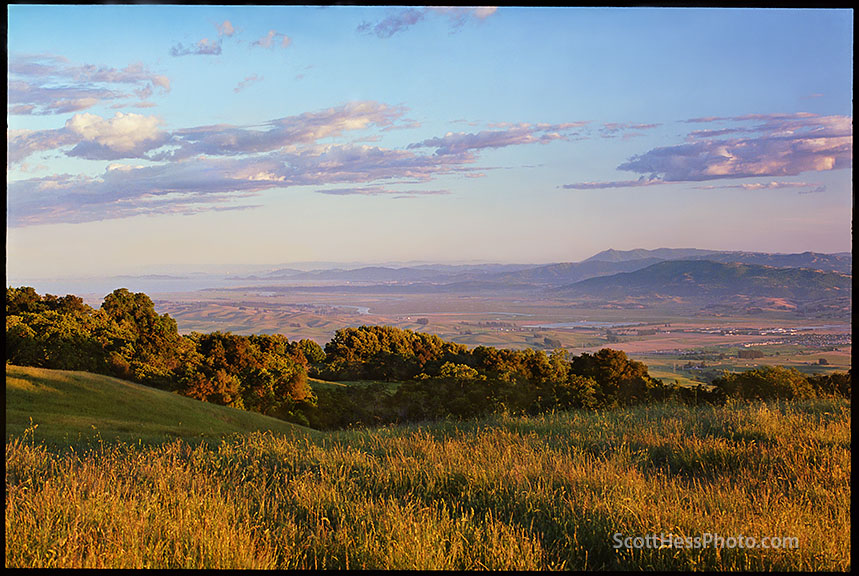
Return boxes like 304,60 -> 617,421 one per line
5,366 -> 851,570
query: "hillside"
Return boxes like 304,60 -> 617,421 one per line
555,260 -> 852,301
583,247 -> 720,263
5,365 -> 310,446
491,258 -> 666,285
583,248 -> 851,274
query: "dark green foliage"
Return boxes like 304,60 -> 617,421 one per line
712,366 -> 816,400
569,348 -> 660,406
806,370 -> 851,397
7,286 -> 850,432
323,325 -> 468,381
178,331 -> 315,421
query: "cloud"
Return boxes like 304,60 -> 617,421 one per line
429,7 -> 498,31
6,143 -> 472,226
7,101 -> 594,227
317,186 -> 450,196
599,122 -> 661,139
8,112 -> 169,163
8,54 -> 170,115
408,123 -> 586,155
693,180 -> 818,191
217,20 -> 235,37
252,30 -> 292,49
7,128 -> 77,165
10,101 -> 411,165
567,113 -> 852,189
170,38 -> 222,56
358,7 -> 496,38
64,112 -> 169,160
7,161 -> 271,226
234,74 -> 263,93
561,176 -> 665,190
152,101 -> 410,161
358,8 -> 426,38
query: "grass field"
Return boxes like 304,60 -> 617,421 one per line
5,365 -> 310,447
5,365 -> 850,570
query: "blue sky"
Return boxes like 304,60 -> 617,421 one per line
6,6 -> 853,278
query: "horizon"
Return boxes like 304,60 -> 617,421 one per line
6,6 -> 854,280
6,245 -> 852,290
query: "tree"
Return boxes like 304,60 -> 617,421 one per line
712,366 -> 815,400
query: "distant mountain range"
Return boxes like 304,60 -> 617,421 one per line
229,249 -> 852,288
554,260 -> 852,300
12,250 -> 851,313
584,248 -> 852,273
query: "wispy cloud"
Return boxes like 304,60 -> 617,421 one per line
561,176 -> 665,190
358,6 -> 497,38
8,54 -> 170,115
317,186 -> 450,197
252,30 -> 292,49
234,74 -> 263,93
357,8 -> 425,38
7,144 -> 472,226
599,122 -> 661,139
694,180 -> 818,191
151,101 -> 410,161
9,101 -> 410,165
408,123 -> 586,155
170,38 -> 222,56
429,6 -> 498,31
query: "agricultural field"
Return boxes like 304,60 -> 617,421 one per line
148,288 -> 851,386
5,365 -> 851,570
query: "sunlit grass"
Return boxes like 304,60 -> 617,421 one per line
6,398 -> 850,570
5,365 -> 309,446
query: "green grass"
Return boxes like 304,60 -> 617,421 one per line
309,377 -> 401,393
5,365 -> 851,569
5,365 -> 310,447
646,368 -> 709,388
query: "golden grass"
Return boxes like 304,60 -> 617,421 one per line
5,399 -> 850,570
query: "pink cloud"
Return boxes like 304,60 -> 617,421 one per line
565,113 -> 852,189
8,54 -> 170,115
252,30 -> 291,49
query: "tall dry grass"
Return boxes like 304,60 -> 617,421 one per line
5,399 -> 850,570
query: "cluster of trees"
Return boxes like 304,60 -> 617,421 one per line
307,328 -> 706,429
6,287 -> 319,425
712,366 -> 851,400
6,287 -> 851,431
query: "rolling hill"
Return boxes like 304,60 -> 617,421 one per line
555,260 -> 852,301
583,248 -> 851,274
5,365 -> 310,446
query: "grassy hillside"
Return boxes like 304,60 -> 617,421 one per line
6,398 -> 850,570
5,365 -> 310,446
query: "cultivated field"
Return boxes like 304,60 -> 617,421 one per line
148,289 -> 852,385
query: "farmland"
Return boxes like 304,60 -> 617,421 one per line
146,288 -> 851,386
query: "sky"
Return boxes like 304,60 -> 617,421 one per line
6,5 -> 854,280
